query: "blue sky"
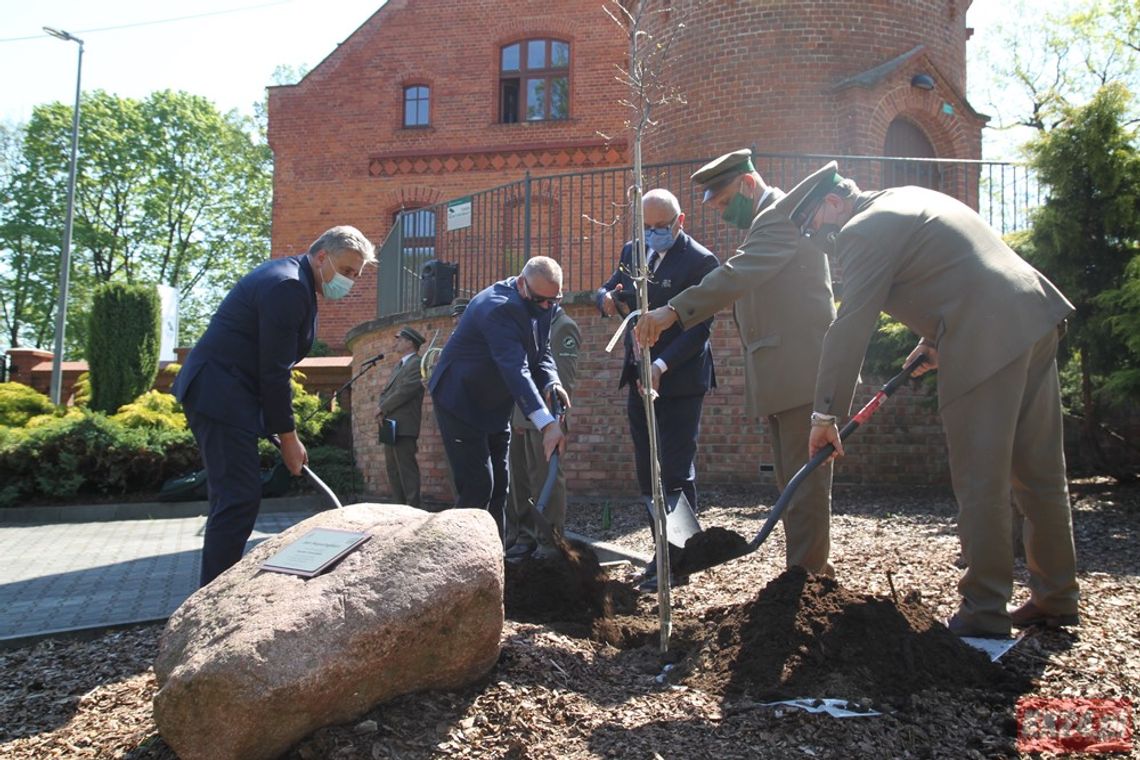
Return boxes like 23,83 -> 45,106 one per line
1,0 -> 385,122
0,1 -> 1055,158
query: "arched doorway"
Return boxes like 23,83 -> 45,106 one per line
883,117 -> 944,190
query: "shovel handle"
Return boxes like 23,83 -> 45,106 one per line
748,354 -> 927,551
534,392 -> 566,514
268,435 -> 343,509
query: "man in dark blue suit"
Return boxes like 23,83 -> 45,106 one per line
173,225 -> 375,586
428,256 -> 569,541
597,189 -> 718,588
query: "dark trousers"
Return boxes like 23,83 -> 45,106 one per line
627,388 -> 705,513
185,409 -> 262,587
383,435 -> 421,509
434,404 -> 510,541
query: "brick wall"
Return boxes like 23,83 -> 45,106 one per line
267,0 -> 630,352
348,299 -> 951,505
641,0 -> 984,174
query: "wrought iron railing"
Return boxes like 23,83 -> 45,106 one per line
376,152 -> 1042,317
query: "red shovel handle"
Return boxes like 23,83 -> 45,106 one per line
748,353 -> 928,551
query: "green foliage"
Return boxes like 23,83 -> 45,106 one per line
72,371 -> 92,408
0,382 -> 55,427
0,412 -> 199,507
88,282 -> 162,414
304,445 -> 363,500
1023,83 -> 1140,416
111,390 -> 185,430
0,90 -> 271,355
862,315 -> 919,378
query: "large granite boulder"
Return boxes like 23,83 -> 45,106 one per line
153,504 -> 503,760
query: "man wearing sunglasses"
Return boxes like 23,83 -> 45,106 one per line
596,188 -> 719,591
428,256 -> 570,543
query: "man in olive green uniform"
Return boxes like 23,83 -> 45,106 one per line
505,307 -> 581,560
377,326 -> 426,509
789,162 -> 1078,637
635,150 -> 838,574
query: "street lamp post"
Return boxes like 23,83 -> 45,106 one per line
44,26 -> 84,405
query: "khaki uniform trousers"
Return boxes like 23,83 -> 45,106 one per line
767,402 -> 834,575
942,328 -> 1078,631
384,435 -> 421,510
507,426 -> 566,548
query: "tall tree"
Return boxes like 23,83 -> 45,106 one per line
0,90 -> 271,358
0,122 -> 59,349
1020,83 -> 1140,447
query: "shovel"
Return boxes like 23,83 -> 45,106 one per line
672,353 -> 928,576
268,435 -> 343,509
524,395 -> 569,547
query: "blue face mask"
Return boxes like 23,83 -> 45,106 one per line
646,226 -> 675,253
319,258 -> 355,300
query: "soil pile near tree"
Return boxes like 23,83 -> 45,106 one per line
681,566 -> 1026,703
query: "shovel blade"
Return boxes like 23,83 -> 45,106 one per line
645,491 -> 702,549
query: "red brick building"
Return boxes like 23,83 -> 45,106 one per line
266,0 -> 987,499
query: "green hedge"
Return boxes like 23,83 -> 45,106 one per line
0,413 -> 199,507
0,382 -> 57,427
0,371 -> 350,507
88,282 -> 161,414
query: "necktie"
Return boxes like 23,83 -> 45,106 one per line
647,251 -> 659,273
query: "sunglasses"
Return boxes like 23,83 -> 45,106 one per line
522,278 -> 563,305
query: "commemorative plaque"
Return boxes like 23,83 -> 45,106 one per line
261,528 -> 371,578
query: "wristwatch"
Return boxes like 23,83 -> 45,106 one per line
810,412 -> 838,427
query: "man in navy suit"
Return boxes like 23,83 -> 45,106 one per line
429,256 -> 569,541
597,189 -> 718,588
174,225 -> 375,586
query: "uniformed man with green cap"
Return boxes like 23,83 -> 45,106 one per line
634,149 -> 838,575
788,161 -> 1078,637
378,325 -> 427,509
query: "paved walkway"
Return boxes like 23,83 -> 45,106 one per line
0,510 -> 312,646
0,502 -> 642,649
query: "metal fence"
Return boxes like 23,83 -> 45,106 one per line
377,152 -> 1042,317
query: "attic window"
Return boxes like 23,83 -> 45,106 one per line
403,85 -> 430,128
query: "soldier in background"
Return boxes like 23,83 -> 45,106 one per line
504,307 -> 581,560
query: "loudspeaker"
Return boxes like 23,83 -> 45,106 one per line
421,260 -> 458,308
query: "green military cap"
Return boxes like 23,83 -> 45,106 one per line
784,161 -> 846,234
691,149 -> 755,203
397,325 -> 426,348
450,298 -> 470,318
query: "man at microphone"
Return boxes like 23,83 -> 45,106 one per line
377,326 -> 426,509
174,225 -> 375,586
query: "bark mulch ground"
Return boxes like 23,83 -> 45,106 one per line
2,479 -> 1137,759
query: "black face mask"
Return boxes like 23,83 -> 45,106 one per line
524,298 -> 548,318
806,224 -> 841,256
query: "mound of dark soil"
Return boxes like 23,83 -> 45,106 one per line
504,538 -> 639,624
673,526 -> 752,575
682,567 -> 1025,703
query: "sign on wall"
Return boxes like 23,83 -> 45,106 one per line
447,196 -> 472,231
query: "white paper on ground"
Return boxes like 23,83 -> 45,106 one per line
763,698 -> 882,718
960,630 -> 1027,661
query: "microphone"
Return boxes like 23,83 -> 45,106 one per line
361,353 -> 385,368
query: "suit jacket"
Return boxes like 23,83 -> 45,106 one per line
429,277 -> 561,433
379,353 -> 425,439
596,230 -> 719,398
815,186 -> 1074,414
669,190 -> 835,417
173,255 -> 316,434
511,308 -> 581,430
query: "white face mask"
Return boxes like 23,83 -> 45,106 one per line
319,256 -> 355,300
